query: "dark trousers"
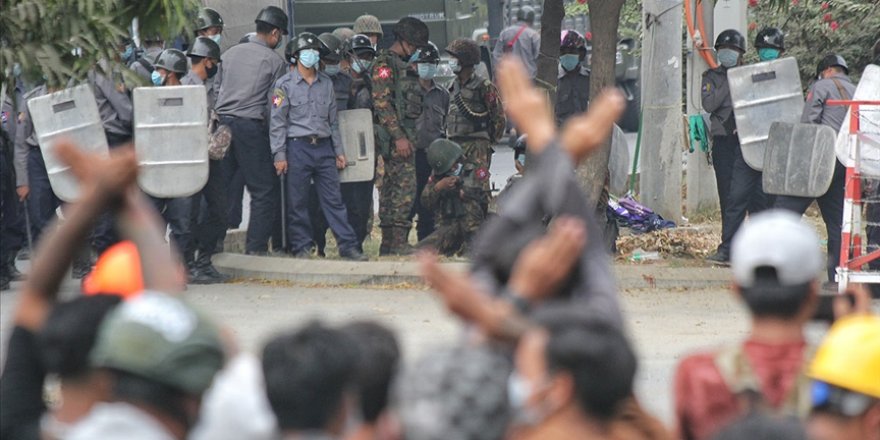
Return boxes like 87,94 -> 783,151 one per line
150,196 -> 192,258
221,117 -> 280,253
775,162 -> 846,281
717,137 -> 771,254
308,183 -> 329,253
190,159 -> 228,258
92,133 -> 132,254
226,168 -> 245,229
286,138 -> 357,253
410,148 -> 435,241
308,181 -> 375,254
26,148 -> 60,246
1,149 -> 25,270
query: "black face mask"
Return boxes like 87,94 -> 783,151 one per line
206,64 -> 219,79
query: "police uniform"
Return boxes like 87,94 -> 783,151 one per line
411,80 -> 449,240
130,46 -> 163,82
492,22 -> 541,77
214,38 -> 287,254
338,75 -> 377,252
555,66 -> 590,125
372,49 -> 421,252
1,85 -> 28,285
775,72 -> 855,280
270,66 -> 362,257
89,62 -> 134,148
418,164 -> 486,256
701,66 -> 769,260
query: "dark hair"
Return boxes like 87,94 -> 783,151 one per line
189,55 -> 206,65
340,321 -> 400,423
534,306 -> 637,423
256,21 -> 276,35
112,370 -> 192,427
739,266 -> 813,319
262,321 -> 358,431
39,294 -> 122,380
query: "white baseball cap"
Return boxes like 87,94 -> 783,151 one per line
731,210 -> 823,288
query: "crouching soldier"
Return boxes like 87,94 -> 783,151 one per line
417,139 -> 487,256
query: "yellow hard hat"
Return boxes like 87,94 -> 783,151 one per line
809,315 -> 880,399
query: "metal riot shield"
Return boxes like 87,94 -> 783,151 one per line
133,86 -> 208,198
608,124 -> 631,195
835,64 -> 880,177
762,122 -> 837,198
337,109 -> 376,183
728,57 -> 804,171
27,84 -> 110,202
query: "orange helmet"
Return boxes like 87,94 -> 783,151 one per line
82,241 -> 144,300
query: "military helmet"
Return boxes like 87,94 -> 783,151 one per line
714,29 -> 746,52
517,6 -> 536,24
754,27 -> 784,51
560,29 -> 586,50
255,5 -> 289,35
392,17 -> 429,47
318,32 -> 344,62
446,38 -> 481,67
427,139 -> 463,175
353,14 -> 384,36
286,32 -> 326,62
154,48 -> 189,75
817,53 -> 849,75
196,7 -> 224,32
417,41 -> 441,63
187,36 -> 221,60
348,33 -> 376,55
332,27 -> 355,43
89,291 -> 225,395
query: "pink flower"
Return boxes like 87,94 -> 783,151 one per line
830,20 -> 840,30
585,31 -> 592,41
821,2 -> 830,9
577,0 -> 587,3
823,13 -> 833,22
791,0 -> 799,5
748,22 -> 758,31
748,0 -> 758,7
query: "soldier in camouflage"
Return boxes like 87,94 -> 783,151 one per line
372,17 -> 429,255
444,38 -> 506,211
417,139 -> 486,256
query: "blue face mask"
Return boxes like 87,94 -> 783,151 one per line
417,63 -> 437,79
448,58 -> 461,73
408,49 -> 421,64
559,54 -> 580,72
352,58 -> 372,74
209,34 -> 222,45
121,45 -> 134,62
717,48 -> 740,68
150,70 -> 164,86
758,48 -> 780,61
324,64 -> 341,76
298,49 -> 320,69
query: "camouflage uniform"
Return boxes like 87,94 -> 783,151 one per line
372,49 -> 421,250
418,164 -> 488,256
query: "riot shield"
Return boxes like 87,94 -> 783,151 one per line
762,122 -> 837,198
27,84 -> 109,202
338,109 -> 376,183
133,86 -> 208,198
608,124 -> 630,196
835,64 -> 880,177
728,57 -> 804,171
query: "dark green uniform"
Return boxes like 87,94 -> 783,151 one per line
418,164 -> 488,255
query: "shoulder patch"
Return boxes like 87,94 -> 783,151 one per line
702,82 -> 711,92
1,111 -> 7,123
377,67 -> 392,80
475,167 -> 489,181
272,88 -> 285,108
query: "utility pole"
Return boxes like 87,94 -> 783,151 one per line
685,0 -> 719,215
639,0 -> 683,222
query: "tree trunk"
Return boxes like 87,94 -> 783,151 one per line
536,0 -> 565,105
575,0 -> 626,206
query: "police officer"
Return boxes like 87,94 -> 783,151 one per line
2,75 -> 28,285
181,37 -> 229,284
372,17 -> 429,255
703,29 -> 769,264
214,6 -> 288,255
754,27 -> 785,62
775,54 -> 855,281
445,38 -> 506,207
556,30 -> 591,126
410,41 -> 449,240
353,14 -> 384,48
270,33 -> 367,261
417,139 -> 485,256
493,6 -> 541,77
131,35 -> 165,82
195,7 -> 224,44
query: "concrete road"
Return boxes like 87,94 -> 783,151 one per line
1,279 -> 757,425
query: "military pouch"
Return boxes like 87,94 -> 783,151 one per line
208,110 -> 232,161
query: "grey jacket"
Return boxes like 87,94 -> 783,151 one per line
801,73 -> 856,132
415,81 -> 449,150
492,23 -> 541,77
269,68 -> 342,161
12,86 -> 48,187
701,66 -> 736,137
214,39 -> 286,121
88,63 -> 133,137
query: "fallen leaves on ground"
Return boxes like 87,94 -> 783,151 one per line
616,227 -> 721,259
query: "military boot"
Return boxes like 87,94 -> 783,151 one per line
379,227 -> 394,256
184,250 -> 199,281
190,252 -> 231,285
388,227 -> 415,256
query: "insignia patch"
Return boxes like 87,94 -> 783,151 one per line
475,167 -> 489,181
272,88 -> 285,108
702,83 -> 710,92
0,111 -> 7,123
378,67 -> 392,79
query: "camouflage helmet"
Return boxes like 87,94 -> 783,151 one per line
427,139 -> 463,175
318,32 -> 344,62
392,17 -> 429,47
187,36 -> 221,60
416,41 -> 441,63
154,48 -> 189,75
285,32 -> 326,62
332,27 -> 355,43
353,14 -> 384,36
347,34 -> 376,56
517,6 -> 536,24
255,5 -> 289,35
196,7 -> 224,32
754,27 -> 785,51
445,38 -> 480,67
89,291 -> 225,395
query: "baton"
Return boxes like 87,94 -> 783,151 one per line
279,173 -> 287,252
22,198 -> 34,253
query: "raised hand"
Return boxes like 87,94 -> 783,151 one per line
495,57 -> 556,155
560,89 -> 626,165
508,216 -> 588,301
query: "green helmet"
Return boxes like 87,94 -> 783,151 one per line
318,32 -> 343,62
154,48 -> 189,75
392,17 -> 429,47
445,38 -> 480,67
353,14 -> 383,36
427,139 -> 463,175
196,7 -> 224,31
89,291 -> 225,395
187,36 -> 221,60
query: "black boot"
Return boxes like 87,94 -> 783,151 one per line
190,252 -> 231,284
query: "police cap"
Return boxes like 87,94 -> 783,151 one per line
417,41 -> 441,63
318,32 -> 344,62
285,32 -> 326,62
714,29 -> 746,52
754,27 -> 785,51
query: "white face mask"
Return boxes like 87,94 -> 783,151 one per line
507,372 -> 551,427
